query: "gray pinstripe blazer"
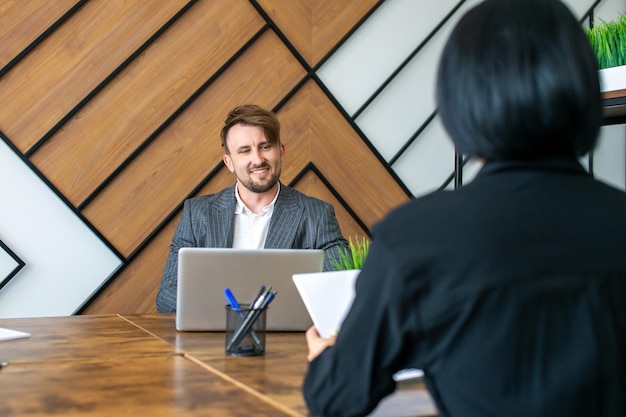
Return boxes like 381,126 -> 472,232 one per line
156,183 -> 349,312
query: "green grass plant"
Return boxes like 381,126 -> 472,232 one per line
331,235 -> 371,270
586,14 -> 626,69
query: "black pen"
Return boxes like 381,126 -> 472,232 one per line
249,285 -> 266,305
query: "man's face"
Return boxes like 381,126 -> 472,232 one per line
223,124 -> 284,194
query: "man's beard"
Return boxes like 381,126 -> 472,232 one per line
239,166 -> 280,193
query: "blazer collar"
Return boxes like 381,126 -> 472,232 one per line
264,184 -> 302,249
215,183 -> 302,249
213,185 -> 237,247
477,156 -> 589,179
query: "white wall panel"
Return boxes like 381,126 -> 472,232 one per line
319,0 -> 625,196
393,118 -> 454,197
356,0 -> 483,163
0,139 -> 122,318
357,28 -> 445,162
595,125 -> 626,191
318,0 -> 462,115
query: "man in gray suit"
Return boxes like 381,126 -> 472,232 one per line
156,104 -> 349,313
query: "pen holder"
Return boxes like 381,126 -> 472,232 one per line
225,304 -> 267,356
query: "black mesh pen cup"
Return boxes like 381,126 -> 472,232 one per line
225,303 -> 267,356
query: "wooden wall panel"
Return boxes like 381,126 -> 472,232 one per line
31,0 -> 265,206
0,0 -> 190,152
282,81 -> 409,226
311,0 -> 381,65
0,0 -> 79,69
257,0 -> 312,63
258,0 -> 379,66
293,171 -> 369,240
1,0 -> 412,315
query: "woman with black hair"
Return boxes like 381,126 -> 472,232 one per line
303,0 -> 626,416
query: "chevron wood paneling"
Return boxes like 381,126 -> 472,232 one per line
0,0 -> 412,315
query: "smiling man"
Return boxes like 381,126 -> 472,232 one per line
156,104 -> 349,313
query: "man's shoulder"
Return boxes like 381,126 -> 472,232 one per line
280,185 -> 332,209
185,186 -> 235,208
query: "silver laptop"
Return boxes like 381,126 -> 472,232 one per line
175,247 -> 324,331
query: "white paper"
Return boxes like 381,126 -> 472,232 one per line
293,270 -> 424,383
0,327 -> 30,341
292,269 -> 360,338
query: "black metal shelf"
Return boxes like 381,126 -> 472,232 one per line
602,91 -> 626,126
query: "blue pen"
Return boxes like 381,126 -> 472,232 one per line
224,288 -> 241,312
224,288 -> 263,350
261,291 -> 276,309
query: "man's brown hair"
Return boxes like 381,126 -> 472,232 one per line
220,104 -> 281,154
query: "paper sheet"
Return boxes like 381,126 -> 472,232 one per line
0,327 -> 30,342
292,269 -> 360,338
292,270 -> 424,383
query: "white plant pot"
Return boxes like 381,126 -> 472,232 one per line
599,65 -> 626,92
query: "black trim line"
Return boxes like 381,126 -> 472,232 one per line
312,1 -> 386,71
352,0 -> 466,120
0,131 -> 124,261
389,110 -> 438,166
289,162 -> 371,237
0,0 -> 90,79
0,239 -> 26,291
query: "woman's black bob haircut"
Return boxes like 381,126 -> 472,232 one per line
436,0 -> 602,160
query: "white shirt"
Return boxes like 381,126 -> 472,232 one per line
231,183 -> 279,249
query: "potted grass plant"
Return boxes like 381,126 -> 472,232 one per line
585,14 -> 626,92
331,235 -> 371,271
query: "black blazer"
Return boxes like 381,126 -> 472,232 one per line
304,157 -> 626,417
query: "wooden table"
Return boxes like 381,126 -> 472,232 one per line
0,314 -> 437,416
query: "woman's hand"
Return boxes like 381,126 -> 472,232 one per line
305,326 -> 338,362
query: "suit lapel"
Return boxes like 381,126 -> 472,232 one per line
212,185 -> 236,248
265,185 -> 302,249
